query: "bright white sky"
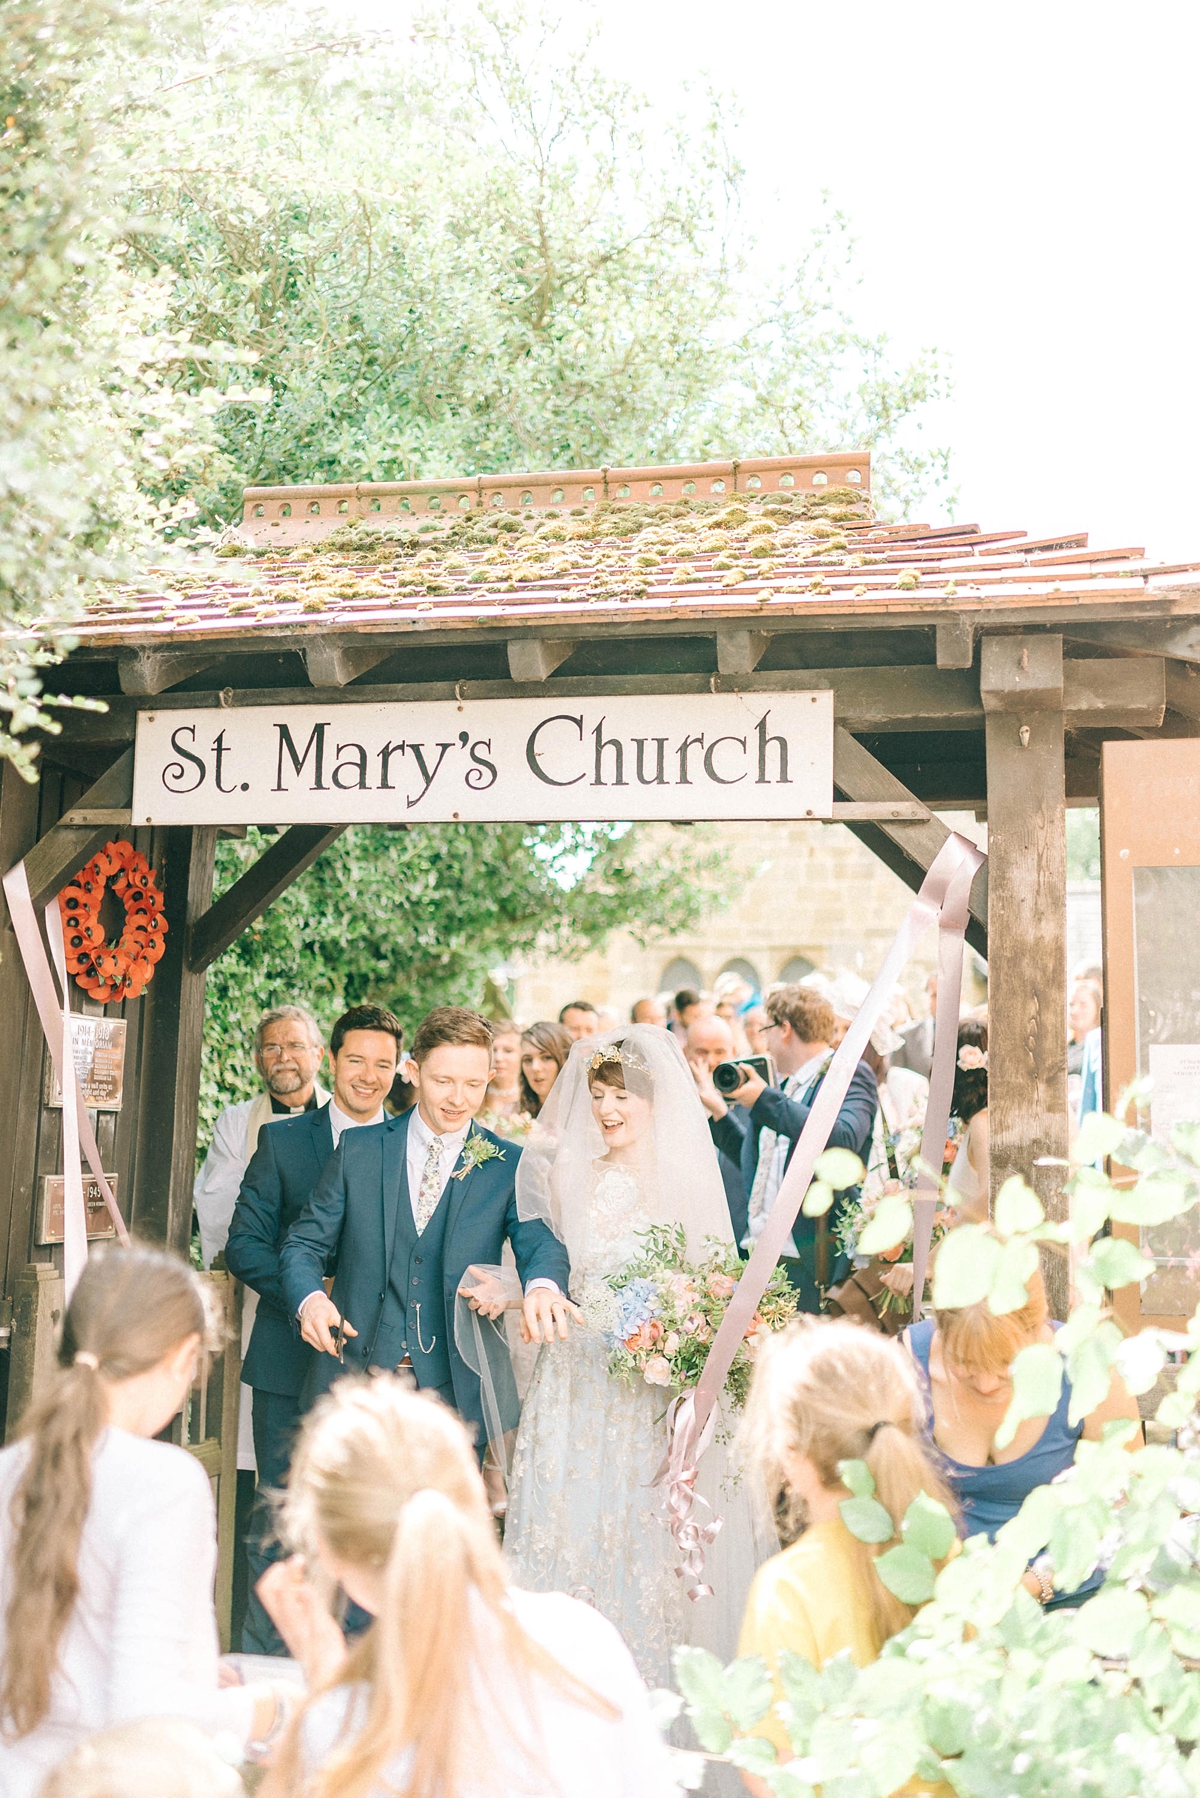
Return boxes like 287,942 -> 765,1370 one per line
355,1 -> 1200,557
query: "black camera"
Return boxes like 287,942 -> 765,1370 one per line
712,1054 -> 776,1095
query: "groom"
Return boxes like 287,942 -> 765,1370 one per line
279,1006 -> 574,1434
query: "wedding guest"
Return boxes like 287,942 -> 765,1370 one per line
225,1003 -> 402,1654
742,1003 -> 769,1056
630,995 -> 667,1027
1068,978 -> 1103,1077
736,1319 -> 957,1792
257,1380 -> 679,1798
891,972 -> 938,1079
700,986 -> 877,1312
671,987 -> 711,1037
945,1020 -> 989,1224
0,1246 -> 287,1798
483,1018 -> 524,1122
685,1012 -> 749,1247
559,1000 -> 601,1041
905,1242 -> 1140,1606
37,1718 -> 242,1798
520,1021 -> 572,1117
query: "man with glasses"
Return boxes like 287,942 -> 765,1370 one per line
699,985 -> 877,1313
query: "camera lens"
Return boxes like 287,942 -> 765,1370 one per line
712,1060 -> 745,1095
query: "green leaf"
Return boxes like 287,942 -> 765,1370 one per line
987,1235 -> 1041,1316
1172,1121 -> 1200,1167
1074,1110 -> 1128,1164
814,1147 -> 865,1191
1065,1321 -> 1122,1425
931,1223 -> 1002,1309
1087,1236 -> 1154,1290
857,1192 -> 912,1256
838,1458 -> 876,1499
901,1491 -> 957,1561
1157,1390 -> 1196,1429
720,1655 -> 775,1730
764,1769 -> 816,1798
921,1693 -> 973,1757
994,1342 -> 1063,1449
672,1645 -> 732,1747
800,1180 -> 834,1218
1071,1585 -> 1151,1657
1067,1179 -> 1114,1244
994,1174 -> 1044,1235
1114,1327 -> 1168,1396
727,1736 -> 779,1774
874,1543 -> 937,1604
839,1494 -> 897,1544
1109,1170 -> 1196,1227
859,1723 -> 922,1795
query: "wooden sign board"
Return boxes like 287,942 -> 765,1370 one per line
1102,738 -> 1200,1330
38,1175 -> 119,1245
45,1016 -> 127,1111
131,692 -> 835,826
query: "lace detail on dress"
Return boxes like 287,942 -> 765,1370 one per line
580,1163 -> 648,1277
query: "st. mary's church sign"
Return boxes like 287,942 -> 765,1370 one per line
133,691 -> 834,825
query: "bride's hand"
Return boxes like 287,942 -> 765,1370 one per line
457,1267 -> 515,1318
521,1288 -> 584,1345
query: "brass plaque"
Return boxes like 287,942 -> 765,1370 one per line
45,1017 -> 127,1111
37,1175 -> 119,1245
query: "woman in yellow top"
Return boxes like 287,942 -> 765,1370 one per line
737,1319 -> 958,1795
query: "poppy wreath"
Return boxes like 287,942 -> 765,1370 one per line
58,840 -> 168,1004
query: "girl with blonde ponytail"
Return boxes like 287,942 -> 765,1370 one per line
259,1378 -> 680,1798
736,1318 -> 957,1794
0,1244 -> 288,1798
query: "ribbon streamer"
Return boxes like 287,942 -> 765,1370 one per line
2,858 -> 131,1299
654,832 -> 985,1589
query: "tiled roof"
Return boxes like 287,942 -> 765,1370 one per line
72,453 -> 1200,649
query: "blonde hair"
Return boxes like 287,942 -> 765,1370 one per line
2,1243 -> 210,1742
38,1717 -> 242,1798
272,1379 -> 614,1798
936,1240 -> 1048,1377
741,1318 -> 958,1646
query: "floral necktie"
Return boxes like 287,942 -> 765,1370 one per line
415,1134 -> 443,1235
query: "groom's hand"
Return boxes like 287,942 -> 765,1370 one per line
299,1291 -> 358,1357
521,1287 -> 583,1345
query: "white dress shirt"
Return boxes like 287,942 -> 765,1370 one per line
329,1097 -> 386,1149
405,1105 -> 469,1222
0,1429 -> 256,1798
750,1050 -> 832,1256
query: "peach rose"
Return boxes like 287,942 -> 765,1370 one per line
707,1273 -> 737,1301
663,1332 -> 680,1355
624,1320 -> 663,1352
643,1356 -> 673,1386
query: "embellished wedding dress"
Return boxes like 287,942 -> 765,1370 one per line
503,1026 -> 777,1696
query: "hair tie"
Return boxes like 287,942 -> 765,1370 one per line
73,1351 -> 100,1370
866,1420 -> 894,1442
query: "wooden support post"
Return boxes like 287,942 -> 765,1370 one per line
833,727 -> 989,953
936,618 -> 976,669
188,824 -> 346,974
20,748 -> 134,911
5,1263 -> 64,1436
131,827 -> 217,1254
983,633 -> 1069,1315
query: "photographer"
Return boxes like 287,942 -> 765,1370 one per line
695,985 -> 877,1313
685,1014 -> 749,1248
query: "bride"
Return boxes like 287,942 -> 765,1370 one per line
503,1025 -> 774,1688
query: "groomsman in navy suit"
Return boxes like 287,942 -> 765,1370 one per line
226,1002 -> 403,1651
280,1007 -> 574,1436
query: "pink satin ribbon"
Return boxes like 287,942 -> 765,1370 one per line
2,858 -> 131,1299
654,831 -> 985,1593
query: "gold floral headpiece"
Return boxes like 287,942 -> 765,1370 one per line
588,1042 -> 650,1075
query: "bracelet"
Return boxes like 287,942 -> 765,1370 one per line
245,1687 -> 295,1761
1031,1554 -> 1055,1606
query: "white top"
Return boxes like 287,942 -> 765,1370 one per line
748,1049 -> 830,1256
329,1098 -> 386,1148
948,1109 -> 989,1213
297,1587 -> 680,1798
0,1428 -> 256,1798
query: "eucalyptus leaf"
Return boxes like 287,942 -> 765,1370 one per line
814,1147 -> 865,1191
931,1224 -> 1002,1310
839,1495 -> 897,1544
857,1192 -> 912,1256
800,1180 -> 834,1219
901,1492 -> 957,1562
874,1543 -> 937,1604
994,1342 -> 1063,1449
994,1174 -> 1044,1236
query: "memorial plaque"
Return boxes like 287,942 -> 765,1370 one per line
45,1016 -> 127,1111
37,1174 -> 119,1245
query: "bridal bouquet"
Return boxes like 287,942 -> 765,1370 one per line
578,1224 -> 797,1409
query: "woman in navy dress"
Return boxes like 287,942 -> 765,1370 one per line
906,1246 -> 1140,1607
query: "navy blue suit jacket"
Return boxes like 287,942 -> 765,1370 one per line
225,1104 -> 334,1398
711,1059 -> 878,1249
279,1108 -> 570,1424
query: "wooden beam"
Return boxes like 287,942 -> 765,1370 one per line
833,726 -> 988,953
936,618 -> 975,669
59,807 -> 132,827
717,630 -> 770,676
981,633 -> 1063,712
1063,656 -> 1164,729
1164,663 -> 1200,720
303,643 -> 395,688
829,800 -> 930,822
118,650 -> 219,696
130,827 -> 217,1254
187,824 -> 347,973
984,632 -> 1068,1316
19,748 -> 134,912
506,639 -> 574,683
1064,620 -> 1200,663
